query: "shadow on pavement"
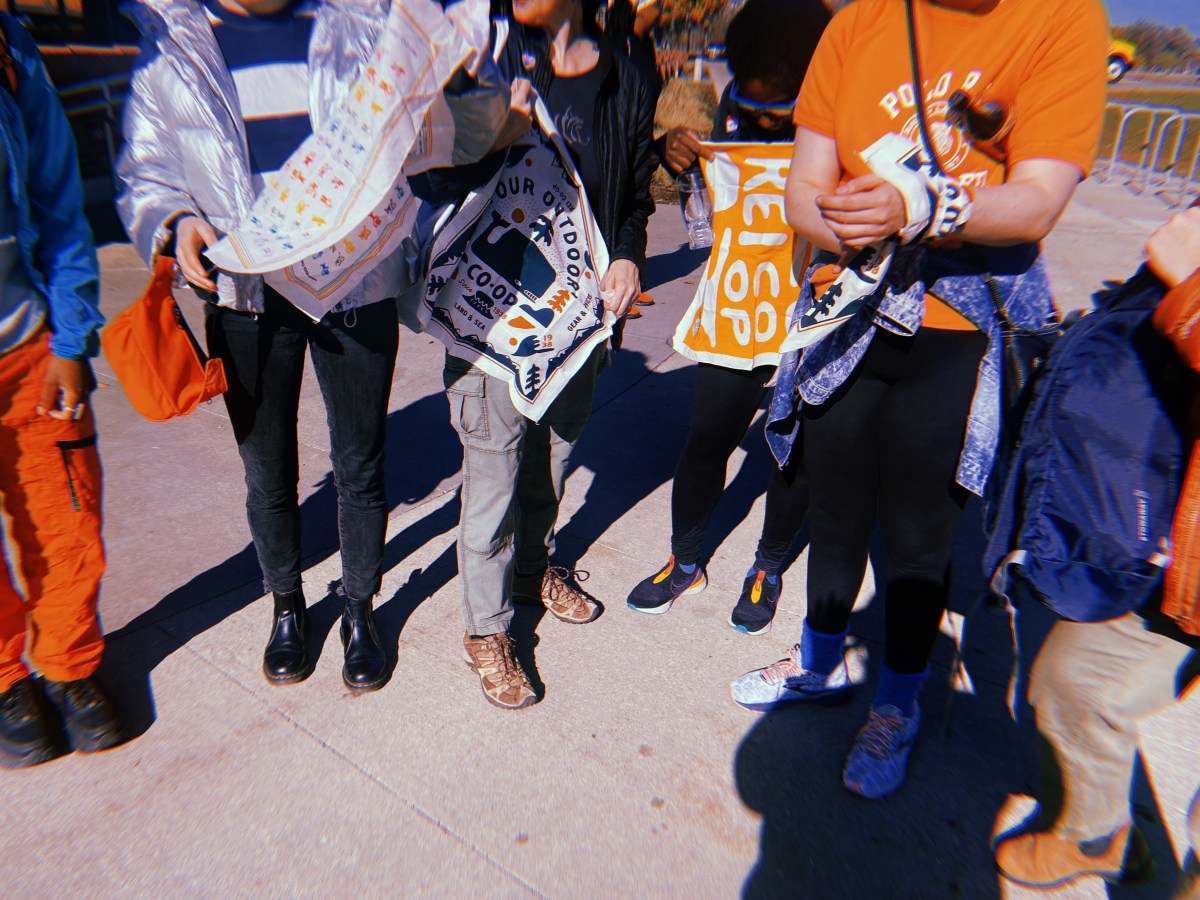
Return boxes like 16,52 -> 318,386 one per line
98,392 -> 463,739
735,506 -> 1187,899
563,350 -> 808,581
643,241 -> 711,292
733,613 -> 1024,899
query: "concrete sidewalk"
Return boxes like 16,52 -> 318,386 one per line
2,180 -> 1197,898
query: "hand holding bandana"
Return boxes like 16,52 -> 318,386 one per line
778,131 -> 972,353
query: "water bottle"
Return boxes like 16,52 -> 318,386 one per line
678,165 -> 713,250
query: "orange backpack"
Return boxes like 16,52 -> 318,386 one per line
101,256 -> 227,422
1152,269 -> 1200,636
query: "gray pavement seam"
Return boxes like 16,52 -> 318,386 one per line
170,629 -> 548,898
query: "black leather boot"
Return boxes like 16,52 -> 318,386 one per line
0,677 -> 66,767
42,677 -> 124,753
340,595 -> 387,691
263,588 -> 312,685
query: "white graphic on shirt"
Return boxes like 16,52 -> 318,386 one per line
555,106 -> 591,148
877,68 -> 991,187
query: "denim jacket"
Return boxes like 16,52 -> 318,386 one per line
765,241 -> 1057,496
0,14 -> 101,360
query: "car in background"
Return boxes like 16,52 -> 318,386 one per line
1107,38 -> 1138,84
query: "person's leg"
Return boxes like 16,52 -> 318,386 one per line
513,347 -> 605,623
1,335 -> 105,686
444,354 -> 536,709
514,345 -> 605,574
0,332 -> 117,755
309,298 -> 398,691
1032,615 -> 1193,841
729,451 -> 811,636
670,363 -> 773,566
730,343 -> 891,710
308,299 -> 398,601
0,338 -> 41,705
206,297 -> 313,685
205,299 -> 308,596
444,354 -> 526,637
996,614 -> 1194,888
801,345 -> 890,643
876,327 -> 986,680
841,327 -> 985,800
0,532 -> 63,767
754,455 -> 810,578
0,531 -> 28,695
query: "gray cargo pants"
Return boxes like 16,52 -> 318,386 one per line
1029,612 -> 1198,856
443,348 -> 603,637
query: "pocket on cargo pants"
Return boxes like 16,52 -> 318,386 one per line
443,357 -> 490,442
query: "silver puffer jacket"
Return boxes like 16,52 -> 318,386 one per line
117,0 -> 505,314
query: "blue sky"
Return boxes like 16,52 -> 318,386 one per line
1103,0 -> 1200,36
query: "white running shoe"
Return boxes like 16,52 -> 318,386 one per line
730,644 -> 851,711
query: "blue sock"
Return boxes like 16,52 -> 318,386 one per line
677,561 -> 696,575
800,621 -> 847,675
745,566 -> 779,585
873,665 -> 928,718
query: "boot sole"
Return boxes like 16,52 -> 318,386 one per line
68,722 -> 125,754
263,659 -> 315,687
0,738 -> 67,769
627,573 -> 707,615
731,686 -> 852,712
342,667 -> 388,693
729,612 -> 773,635
546,604 -> 603,625
514,594 -> 603,625
995,865 -> 1123,890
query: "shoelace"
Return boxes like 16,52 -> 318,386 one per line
856,710 -> 904,758
545,566 -> 589,610
484,634 -> 520,681
759,645 -> 804,685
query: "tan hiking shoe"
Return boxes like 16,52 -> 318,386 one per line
463,632 -> 537,710
514,565 -> 601,624
995,824 -> 1130,889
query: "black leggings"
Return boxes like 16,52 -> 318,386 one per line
671,363 -> 809,573
803,326 -> 987,674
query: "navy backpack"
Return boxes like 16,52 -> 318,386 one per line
982,267 -> 1188,623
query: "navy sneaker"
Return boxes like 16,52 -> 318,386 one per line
729,570 -> 781,635
842,704 -> 921,799
627,555 -> 706,614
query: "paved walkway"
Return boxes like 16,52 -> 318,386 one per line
2,180 -> 1197,898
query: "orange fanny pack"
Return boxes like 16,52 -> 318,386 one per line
1153,270 -> 1200,636
101,256 -> 227,422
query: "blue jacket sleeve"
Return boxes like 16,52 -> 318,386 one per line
5,17 -> 102,360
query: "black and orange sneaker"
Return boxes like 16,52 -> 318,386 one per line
626,555 -> 706,614
729,569 -> 781,635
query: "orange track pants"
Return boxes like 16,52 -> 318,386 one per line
0,330 -> 105,693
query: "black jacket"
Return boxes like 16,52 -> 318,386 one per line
412,24 -> 656,274
494,20 -> 658,277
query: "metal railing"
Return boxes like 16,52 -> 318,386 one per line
1094,102 -> 1200,208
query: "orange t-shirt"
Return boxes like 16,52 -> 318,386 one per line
795,0 -> 1108,329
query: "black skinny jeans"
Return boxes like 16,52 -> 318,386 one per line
802,326 -> 987,674
205,289 -> 399,601
671,363 -> 809,574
